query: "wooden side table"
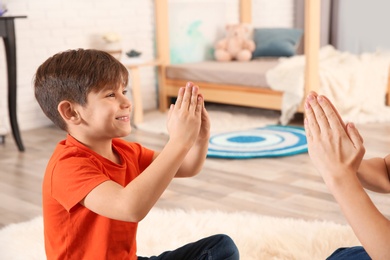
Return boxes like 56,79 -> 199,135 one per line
122,59 -> 161,125
0,15 -> 27,151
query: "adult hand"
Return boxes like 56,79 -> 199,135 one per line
304,93 -> 365,186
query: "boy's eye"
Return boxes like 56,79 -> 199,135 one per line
122,89 -> 128,95
106,93 -> 115,98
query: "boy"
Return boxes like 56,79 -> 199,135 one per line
34,49 -> 239,259
304,91 -> 390,259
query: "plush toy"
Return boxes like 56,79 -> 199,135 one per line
214,24 -> 256,62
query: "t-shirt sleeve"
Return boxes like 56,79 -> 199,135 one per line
51,156 -> 109,212
136,144 -> 154,173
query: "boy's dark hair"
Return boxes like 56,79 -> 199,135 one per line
34,49 -> 129,131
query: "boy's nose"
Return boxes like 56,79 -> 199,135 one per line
120,95 -> 132,109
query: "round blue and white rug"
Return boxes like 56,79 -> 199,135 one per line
207,125 -> 308,159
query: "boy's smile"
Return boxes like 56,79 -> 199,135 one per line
72,86 -> 132,143
116,115 -> 130,122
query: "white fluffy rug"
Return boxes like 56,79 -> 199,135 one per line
137,104 -> 280,135
0,208 -> 360,260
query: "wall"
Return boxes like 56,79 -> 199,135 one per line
168,0 -> 293,64
0,0 -> 156,131
0,0 -> 293,132
253,0 -> 294,28
333,0 -> 390,53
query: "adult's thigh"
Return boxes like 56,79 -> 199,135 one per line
326,246 -> 371,260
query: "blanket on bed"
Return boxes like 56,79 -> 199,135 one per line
266,45 -> 390,125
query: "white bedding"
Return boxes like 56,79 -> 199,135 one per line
266,45 -> 390,125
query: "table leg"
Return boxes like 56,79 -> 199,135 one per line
129,67 -> 143,125
3,19 -> 25,151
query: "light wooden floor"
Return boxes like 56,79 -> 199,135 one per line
1,111 -> 390,228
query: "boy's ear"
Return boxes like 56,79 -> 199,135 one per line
58,101 -> 81,125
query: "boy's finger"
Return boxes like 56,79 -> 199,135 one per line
181,82 -> 193,110
167,104 -> 174,121
175,87 -> 185,109
195,94 -> 203,114
188,85 -> 199,114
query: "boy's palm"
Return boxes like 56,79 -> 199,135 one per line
167,84 -> 202,147
198,103 -> 210,141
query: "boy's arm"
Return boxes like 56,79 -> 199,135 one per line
82,84 -> 203,222
357,156 -> 390,193
152,94 -> 210,177
175,102 -> 210,177
305,92 -> 390,259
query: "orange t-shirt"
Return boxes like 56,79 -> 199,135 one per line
42,134 -> 154,260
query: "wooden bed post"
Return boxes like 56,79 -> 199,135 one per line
387,72 -> 390,105
304,0 -> 320,99
155,0 -> 170,111
154,0 -> 322,118
240,0 -> 252,24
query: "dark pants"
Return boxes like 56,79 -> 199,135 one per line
138,234 -> 239,260
327,246 -> 371,260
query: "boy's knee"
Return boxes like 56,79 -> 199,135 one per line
214,234 -> 239,260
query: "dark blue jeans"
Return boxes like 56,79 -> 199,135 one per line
137,234 -> 239,260
327,246 -> 371,260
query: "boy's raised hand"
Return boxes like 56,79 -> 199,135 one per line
197,93 -> 211,141
166,82 -> 203,148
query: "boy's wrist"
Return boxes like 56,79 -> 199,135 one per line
166,138 -> 193,153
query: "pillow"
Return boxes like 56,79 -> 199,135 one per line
252,28 -> 303,58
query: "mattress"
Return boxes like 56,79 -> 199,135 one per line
165,59 -> 279,88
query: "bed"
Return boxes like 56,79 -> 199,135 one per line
154,0 -> 390,123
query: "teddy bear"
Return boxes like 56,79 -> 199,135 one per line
214,24 -> 256,62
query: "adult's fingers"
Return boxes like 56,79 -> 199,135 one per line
306,91 -> 346,130
304,117 -> 312,141
307,94 -> 331,131
304,93 -> 321,137
317,95 -> 346,133
319,95 -> 346,130
347,122 -> 364,145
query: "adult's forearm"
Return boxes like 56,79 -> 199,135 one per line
358,158 -> 390,193
328,174 -> 390,259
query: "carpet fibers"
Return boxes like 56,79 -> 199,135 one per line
0,208 -> 359,260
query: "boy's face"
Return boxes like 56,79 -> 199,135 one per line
76,85 -> 132,139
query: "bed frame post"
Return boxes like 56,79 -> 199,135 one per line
155,0 -> 170,111
240,0 -> 252,24
387,71 -> 390,105
304,0 -> 320,100
154,0 -> 321,118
